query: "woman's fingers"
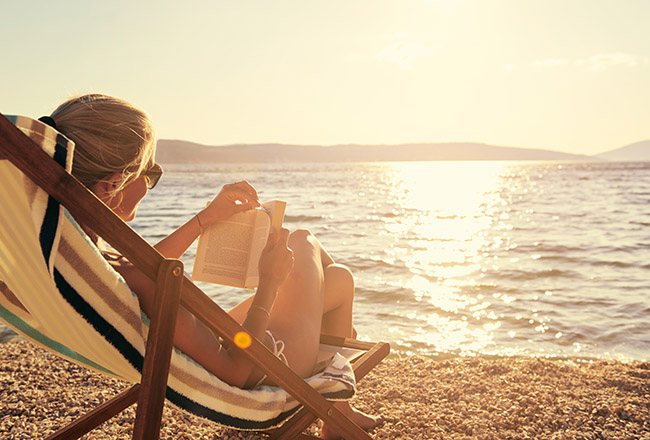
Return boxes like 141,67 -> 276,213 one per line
264,227 -> 290,251
259,228 -> 294,286
275,229 -> 294,280
264,227 -> 281,250
225,181 -> 260,206
233,180 -> 260,200
201,181 -> 262,225
278,227 -> 290,247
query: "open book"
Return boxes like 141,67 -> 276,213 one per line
191,200 -> 286,289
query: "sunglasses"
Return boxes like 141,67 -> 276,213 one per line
143,163 -> 163,189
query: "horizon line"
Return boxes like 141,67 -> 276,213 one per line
157,138 -> 650,157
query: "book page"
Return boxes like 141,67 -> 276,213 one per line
192,209 -> 257,287
263,200 -> 286,230
243,200 -> 287,288
244,213 -> 271,288
192,200 -> 287,289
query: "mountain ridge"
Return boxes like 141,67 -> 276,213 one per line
156,140 -> 598,163
595,140 -> 650,161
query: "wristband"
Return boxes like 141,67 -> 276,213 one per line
195,214 -> 205,234
247,304 -> 271,319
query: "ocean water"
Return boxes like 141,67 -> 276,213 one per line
3,161 -> 649,362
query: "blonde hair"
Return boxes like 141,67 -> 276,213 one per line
50,94 -> 156,198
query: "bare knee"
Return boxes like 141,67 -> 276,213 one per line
324,263 -> 354,290
289,228 -> 314,245
321,263 -> 356,338
284,228 -> 323,285
323,263 -> 355,310
288,228 -> 319,257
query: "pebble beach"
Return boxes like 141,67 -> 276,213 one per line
1,340 -> 649,439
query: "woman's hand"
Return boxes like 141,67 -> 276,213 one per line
200,181 -> 261,225
258,228 -> 295,289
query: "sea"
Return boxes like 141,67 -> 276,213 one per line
2,160 -> 649,363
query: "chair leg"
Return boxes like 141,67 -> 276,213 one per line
45,259 -> 184,440
132,259 -> 184,440
45,385 -> 140,440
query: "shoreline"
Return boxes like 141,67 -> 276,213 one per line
1,340 -> 649,439
1,328 -> 645,366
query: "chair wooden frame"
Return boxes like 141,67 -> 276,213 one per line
0,113 -> 390,440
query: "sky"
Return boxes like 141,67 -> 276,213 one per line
2,0 -> 649,155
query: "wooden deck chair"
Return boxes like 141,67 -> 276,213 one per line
0,113 -> 390,440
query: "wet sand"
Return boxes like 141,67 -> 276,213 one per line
1,340 -> 649,439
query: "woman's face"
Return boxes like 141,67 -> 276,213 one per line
111,172 -> 149,222
95,159 -> 155,222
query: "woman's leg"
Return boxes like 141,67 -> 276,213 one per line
315,245 -> 384,439
227,230 -> 383,436
320,263 -> 355,338
311,236 -> 358,338
237,229 -> 327,388
230,231 -> 358,343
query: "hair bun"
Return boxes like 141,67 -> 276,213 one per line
38,116 -> 57,130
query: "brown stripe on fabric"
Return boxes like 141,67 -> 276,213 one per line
31,120 -> 46,139
0,280 -> 28,313
57,235 -> 143,337
167,358 -> 280,412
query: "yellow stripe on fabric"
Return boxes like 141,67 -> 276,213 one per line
0,162 -> 60,342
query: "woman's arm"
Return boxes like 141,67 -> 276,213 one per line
154,181 -> 261,259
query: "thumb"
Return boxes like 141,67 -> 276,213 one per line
264,227 -> 281,250
278,228 -> 290,247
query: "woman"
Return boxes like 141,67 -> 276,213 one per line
47,94 -> 381,439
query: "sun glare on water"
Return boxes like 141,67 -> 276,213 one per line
378,161 -> 511,356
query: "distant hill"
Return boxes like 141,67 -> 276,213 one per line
156,140 -> 592,163
595,140 -> 650,162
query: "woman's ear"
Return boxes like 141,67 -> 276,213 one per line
91,173 -> 121,206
